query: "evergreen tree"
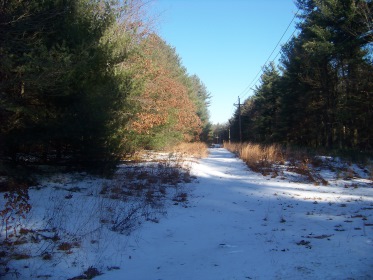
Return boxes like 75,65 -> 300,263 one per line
0,0 -> 135,170
251,63 -> 281,143
233,0 -> 372,150
242,0 -> 373,149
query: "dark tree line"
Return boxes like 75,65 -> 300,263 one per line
0,0 -> 211,174
229,0 -> 372,151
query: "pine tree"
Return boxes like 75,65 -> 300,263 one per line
0,0 -> 135,171
276,0 -> 373,149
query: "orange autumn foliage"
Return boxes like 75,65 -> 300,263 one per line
128,35 -> 202,141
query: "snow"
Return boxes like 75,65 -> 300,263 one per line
97,148 -> 373,280
1,148 -> 373,279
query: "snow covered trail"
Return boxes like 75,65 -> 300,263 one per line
99,148 -> 373,280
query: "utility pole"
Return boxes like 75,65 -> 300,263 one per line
228,125 -> 231,144
234,96 -> 242,142
228,120 -> 232,144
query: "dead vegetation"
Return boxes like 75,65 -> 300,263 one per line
0,143 -> 200,279
224,142 -> 284,175
168,142 -> 209,159
224,142 -> 370,185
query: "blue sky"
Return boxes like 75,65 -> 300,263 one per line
151,0 -> 298,124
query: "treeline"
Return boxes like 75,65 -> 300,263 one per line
228,0 -> 372,150
0,0 -> 211,172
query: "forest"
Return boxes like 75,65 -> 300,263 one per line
225,0 -> 372,152
1,0 -> 372,179
0,1 -> 372,278
0,0 -> 211,176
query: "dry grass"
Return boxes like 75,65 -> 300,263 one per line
168,142 -> 209,159
224,142 -> 283,173
224,142 -> 329,185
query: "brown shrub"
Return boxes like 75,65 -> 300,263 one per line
169,142 -> 208,158
58,242 -> 72,251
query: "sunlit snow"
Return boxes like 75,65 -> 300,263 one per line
1,148 -> 372,279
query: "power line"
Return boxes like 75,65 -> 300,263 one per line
272,28 -> 298,62
239,9 -> 300,101
239,31 -> 297,101
241,27 -> 299,99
